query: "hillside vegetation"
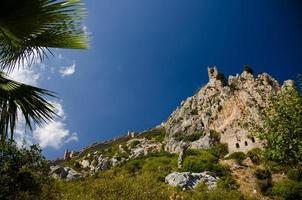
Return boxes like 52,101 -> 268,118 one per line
1,69 -> 301,200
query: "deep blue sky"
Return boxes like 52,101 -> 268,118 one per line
39,0 -> 301,159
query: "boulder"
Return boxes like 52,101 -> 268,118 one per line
165,171 -> 218,190
49,165 -> 81,180
79,159 -> 90,169
95,157 -> 111,172
64,167 -> 82,180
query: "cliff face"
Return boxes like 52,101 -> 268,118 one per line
164,67 -> 285,153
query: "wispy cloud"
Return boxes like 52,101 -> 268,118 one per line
59,64 -> 76,77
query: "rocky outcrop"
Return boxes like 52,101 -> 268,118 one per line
163,67 -> 290,153
128,138 -> 162,158
50,165 -> 81,180
165,171 -> 219,190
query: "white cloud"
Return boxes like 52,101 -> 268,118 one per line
32,100 -> 78,149
33,120 -> 78,149
14,100 -> 78,149
59,64 -> 76,77
9,67 -> 40,85
8,51 -> 42,85
7,51 -> 79,149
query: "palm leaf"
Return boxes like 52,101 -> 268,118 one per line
0,72 -> 57,141
0,0 -> 89,71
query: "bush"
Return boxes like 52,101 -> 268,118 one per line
247,148 -> 262,164
173,132 -> 204,142
0,142 -> 53,200
184,132 -> 204,142
227,152 -> 246,164
139,127 -> 166,143
209,143 -> 229,158
217,175 -> 239,190
254,169 -> 272,194
183,150 -> 218,173
264,160 -> 286,173
209,130 -> 221,144
173,132 -> 185,142
253,86 -> 302,165
142,156 -> 177,182
129,140 -> 140,149
272,180 -> 302,200
286,167 -> 302,182
124,159 -> 144,174
243,65 -> 253,74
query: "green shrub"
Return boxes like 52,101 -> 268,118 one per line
253,86 -> 302,165
129,140 -> 140,149
185,148 -> 203,156
254,169 -> 272,194
173,132 -> 204,142
254,169 -> 271,180
184,132 -> 204,142
142,156 -> 177,182
264,160 -> 286,173
286,167 -> 302,181
247,148 -> 262,164
243,65 -> 253,74
209,130 -> 221,144
217,175 -> 239,190
183,150 -> 218,173
124,159 -> 144,174
0,142 -> 54,200
272,180 -> 302,200
138,128 -> 166,143
227,152 -> 246,164
173,132 -> 185,142
209,143 -> 229,158
191,109 -> 198,115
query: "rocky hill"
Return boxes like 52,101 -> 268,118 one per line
49,67 -> 297,200
164,67 -> 290,154
52,67 -> 294,173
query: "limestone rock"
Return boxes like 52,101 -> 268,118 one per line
49,165 -> 81,180
95,156 -> 111,172
163,67 -> 284,153
64,167 -> 82,180
79,159 -> 90,169
165,171 -> 219,190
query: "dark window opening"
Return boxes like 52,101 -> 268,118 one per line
245,141 -> 248,146
236,143 -> 240,148
251,137 -> 255,143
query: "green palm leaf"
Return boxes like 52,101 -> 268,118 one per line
0,0 -> 89,71
0,72 -> 57,141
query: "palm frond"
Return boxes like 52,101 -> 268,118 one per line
0,0 -> 89,71
0,72 -> 57,141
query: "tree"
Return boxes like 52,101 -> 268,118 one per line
0,142 -> 53,200
0,0 -> 88,70
0,0 -> 88,141
254,84 -> 302,165
0,72 -> 57,141
243,64 -> 253,74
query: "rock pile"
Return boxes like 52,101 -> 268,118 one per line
165,171 -> 219,190
50,165 -> 81,180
